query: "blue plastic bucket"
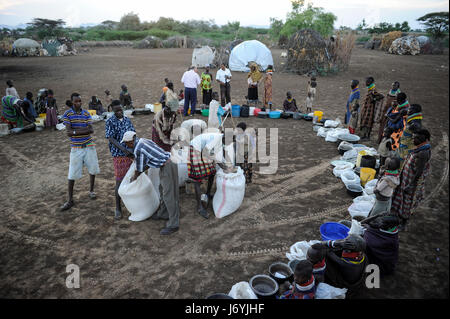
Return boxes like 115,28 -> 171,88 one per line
231,105 -> 241,117
320,222 -> 350,241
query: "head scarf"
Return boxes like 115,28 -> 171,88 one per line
248,66 -> 262,83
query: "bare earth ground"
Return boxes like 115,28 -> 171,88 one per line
0,46 -> 448,299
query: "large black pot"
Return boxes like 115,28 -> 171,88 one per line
249,275 -> 279,299
269,262 -> 294,285
360,155 -> 376,169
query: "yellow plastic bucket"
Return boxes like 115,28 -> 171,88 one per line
356,150 -> 367,167
153,103 -> 162,113
88,110 -> 97,116
39,113 -> 46,118
313,111 -> 323,121
360,167 -> 376,187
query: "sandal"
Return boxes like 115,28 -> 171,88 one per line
89,191 -> 97,199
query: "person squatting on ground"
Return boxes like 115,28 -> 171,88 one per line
362,214 -> 401,277
119,84 -> 133,110
368,156 -> 401,217
152,82 -> 178,152
125,131 -> 181,236
60,93 -> 100,211
181,66 -> 201,116
391,128 -> 432,231
398,104 -> 424,170
386,92 -> 409,152
89,95 -> 105,115
376,81 -> 401,144
283,91 -> 299,113
345,80 -> 360,132
216,63 -> 232,108
378,127 -> 395,168
105,100 -> 136,220
44,89 -> 59,130
359,77 -> 384,140
278,260 -> 317,299
23,91 -> 38,122
1,95 -> 35,129
312,234 -> 368,297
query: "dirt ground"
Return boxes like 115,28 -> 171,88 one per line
0,46 -> 448,299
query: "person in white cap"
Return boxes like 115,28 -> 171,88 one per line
122,131 -> 181,235
201,65 -> 213,107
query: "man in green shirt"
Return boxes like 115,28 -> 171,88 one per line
201,65 -> 213,108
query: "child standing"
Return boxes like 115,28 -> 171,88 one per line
368,156 -> 401,217
306,77 -> 317,113
44,89 -> 59,130
378,127 -> 394,167
349,103 -> 359,134
6,80 -> 20,99
105,90 -> 113,111
305,92 -> 313,114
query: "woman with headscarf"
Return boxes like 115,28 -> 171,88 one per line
247,64 -> 262,103
263,65 -> 273,111
1,95 -> 34,129
151,82 -> 178,152
359,77 -> 384,140
391,128 -> 431,231
376,81 -> 401,144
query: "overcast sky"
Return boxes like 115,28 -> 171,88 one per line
0,0 -> 448,29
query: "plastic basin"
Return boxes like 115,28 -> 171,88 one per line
201,109 -> 209,117
338,133 -> 360,143
320,222 -> 350,241
346,184 -> 364,198
269,111 -> 281,119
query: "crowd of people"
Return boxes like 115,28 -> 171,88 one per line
1,68 -> 432,298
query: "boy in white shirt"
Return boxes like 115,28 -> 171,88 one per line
216,63 -> 232,107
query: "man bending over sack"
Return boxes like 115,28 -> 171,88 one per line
123,131 -> 181,235
312,234 -> 368,297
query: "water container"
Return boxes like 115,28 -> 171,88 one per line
231,105 -> 241,117
153,103 -> 162,113
201,109 -> 209,117
269,111 -> 281,119
320,222 -> 349,241
253,108 -> 262,116
313,111 -> 324,123
360,167 -> 376,187
360,155 -> 376,169
356,150 -> 367,167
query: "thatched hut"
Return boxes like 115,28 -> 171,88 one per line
134,36 -> 163,49
12,38 -> 40,56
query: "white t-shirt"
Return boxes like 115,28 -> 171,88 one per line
216,68 -> 232,84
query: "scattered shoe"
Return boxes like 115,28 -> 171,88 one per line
60,201 -> 74,211
160,227 -> 179,235
114,210 -> 122,220
89,191 -> 97,200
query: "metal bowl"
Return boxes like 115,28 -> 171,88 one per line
269,262 -> 294,284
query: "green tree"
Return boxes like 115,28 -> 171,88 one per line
417,12 -> 449,39
269,17 -> 284,40
100,20 -> 118,30
280,3 -> 337,38
400,21 -> 411,32
118,12 -> 140,31
356,19 -> 367,31
27,18 -> 66,39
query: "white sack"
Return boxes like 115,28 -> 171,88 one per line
118,162 -> 160,222
228,282 -> 258,299
286,240 -> 321,261
315,282 -> 347,299
213,167 -> 246,218
348,202 -> 374,219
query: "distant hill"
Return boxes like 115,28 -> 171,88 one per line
0,23 -> 28,30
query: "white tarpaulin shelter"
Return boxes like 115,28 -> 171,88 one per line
13,38 -> 40,49
228,40 -> 274,72
192,46 -> 215,68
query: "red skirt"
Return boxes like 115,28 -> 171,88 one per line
113,156 -> 133,181
187,145 -> 216,182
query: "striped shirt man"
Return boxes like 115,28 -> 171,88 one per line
62,108 -> 94,147
134,138 -> 171,172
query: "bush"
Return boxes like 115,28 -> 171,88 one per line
82,29 -> 177,41
356,36 -> 371,43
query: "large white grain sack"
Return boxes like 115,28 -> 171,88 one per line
315,283 -> 347,299
228,282 -> 258,299
285,240 -> 321,261
170,147 -> 189,187
213,167 -> 246,218
119,162 -> 160,222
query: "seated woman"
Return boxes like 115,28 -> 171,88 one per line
88,96 -> 105,115
1,96 -> 35,129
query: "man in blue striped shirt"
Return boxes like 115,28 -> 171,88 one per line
60,93 -> 100,211
123,131 -> 180,235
